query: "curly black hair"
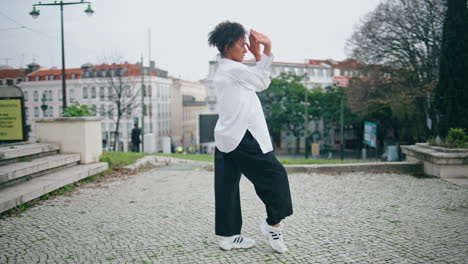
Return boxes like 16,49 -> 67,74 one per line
208,21 -> 246,55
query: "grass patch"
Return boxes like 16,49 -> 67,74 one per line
101,151 -> 364,165
100,151 -> 149,167
153,153 -> 214,162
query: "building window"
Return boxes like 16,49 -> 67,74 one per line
100,87 -> 105,100
24,91 -> 28,102
108,105 -> 113,119
59,106 -> 63,117
125,85 -> 131,97
49,90 -> 53,101
34,106 -> 39,117
100,105 -> 105,117
91,87 -> 96,99
83,87 -> 88,99
127,104 -> 131,116
71,73 -> 76,79
25,107 -> 29,120
49,106 -> 54,117
70,89 -> 75,102
108,87 -> 113,101
34,91 -> 38,102
91,104 -> 96,116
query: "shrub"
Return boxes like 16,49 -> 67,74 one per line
445,128 -> 468,148
429,128 -> 468,148
62,102 -> 94,117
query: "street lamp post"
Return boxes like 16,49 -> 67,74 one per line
303,68 -> 310,159
29,1 -> 94,110
140,56 -> 145,153
340,90 -> 344,160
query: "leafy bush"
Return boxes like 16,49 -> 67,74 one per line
429,128 -> 468,148
445,128 -> 468,148
62,102 -> 94,117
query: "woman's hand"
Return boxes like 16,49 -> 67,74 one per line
250,29 -> 272,57
246,30 -> 261,61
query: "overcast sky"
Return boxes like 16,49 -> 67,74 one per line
1,0 -> 382,81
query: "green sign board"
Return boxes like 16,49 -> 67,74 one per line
0,85 -> 26,143
363,121 -> 377,147
0,99 -> 24,140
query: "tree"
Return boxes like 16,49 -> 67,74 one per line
346,0 -> 446,140
318,85 -> 360,147
84,60 -> 142,151
259,73 -> 358,153
345,66 -> 427,144
258,73 -> 309,154
433,0 -> 468,138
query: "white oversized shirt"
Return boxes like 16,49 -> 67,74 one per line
213,54 -> 274,154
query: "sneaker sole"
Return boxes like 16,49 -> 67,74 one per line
219,243 -> 255,251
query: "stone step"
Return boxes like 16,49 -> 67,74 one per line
0,162 -> 108,213
0,143 -> 60,166
0,154 -> 81,185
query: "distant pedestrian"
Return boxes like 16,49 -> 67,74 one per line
208,21 -> 293,253
131,123 -> 141,152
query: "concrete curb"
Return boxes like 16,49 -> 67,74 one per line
284,161 -> 423,175
125,155 -> 423,175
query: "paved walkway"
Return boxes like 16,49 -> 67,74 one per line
1,162 -> 467,263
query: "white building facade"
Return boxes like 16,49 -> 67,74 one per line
171,78 -> 207,152
20,62 -> 175,152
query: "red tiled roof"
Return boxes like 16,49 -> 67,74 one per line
308,59 -> 329,66
28,68 -> 83,77
325,59 -> 363,69
242,59 -> 330,67
0,69 -> 25,79
27,68 -> 83,81
89,64 -> 157,77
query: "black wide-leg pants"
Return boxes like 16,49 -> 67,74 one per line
214,130 -> 293,236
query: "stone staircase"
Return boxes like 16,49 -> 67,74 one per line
0,143 -> 108,213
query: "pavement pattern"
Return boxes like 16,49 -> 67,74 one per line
1,162 -> 467,264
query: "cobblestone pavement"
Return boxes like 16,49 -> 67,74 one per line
1,163 -> 467,264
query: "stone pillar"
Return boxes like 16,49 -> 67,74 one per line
35,117 -> 102,164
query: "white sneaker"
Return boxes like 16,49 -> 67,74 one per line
259,220 -> 288,253
218,235 -> 255,250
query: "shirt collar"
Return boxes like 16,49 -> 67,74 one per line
220,57 -> 240,65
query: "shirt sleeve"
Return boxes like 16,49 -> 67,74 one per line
228,53 -> 274,93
